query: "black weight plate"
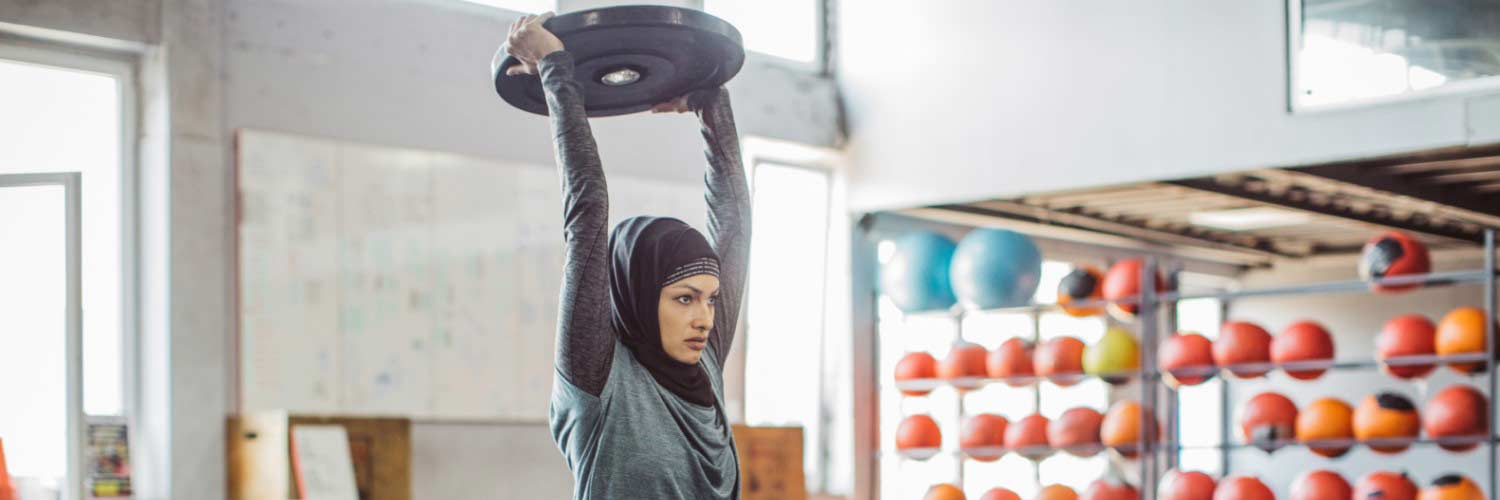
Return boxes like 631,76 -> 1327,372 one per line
493,5 -> 744,117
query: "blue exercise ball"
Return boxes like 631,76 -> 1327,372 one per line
879,231 -> 958,313
950,228 -> 1042,309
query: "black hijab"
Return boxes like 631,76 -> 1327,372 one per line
608,216 -> 721,407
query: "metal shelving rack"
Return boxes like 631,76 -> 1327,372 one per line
876,228 -> 1498,499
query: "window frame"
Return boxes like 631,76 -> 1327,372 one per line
0,36 -> 139,500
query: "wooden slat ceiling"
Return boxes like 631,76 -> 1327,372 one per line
928,144 -> 1500,267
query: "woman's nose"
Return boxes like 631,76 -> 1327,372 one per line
692,304 -> 713,328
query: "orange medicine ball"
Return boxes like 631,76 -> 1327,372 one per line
980,488 -> 1021,500
1160,332 -> 1216,387
1291,470 -> 1352,500
1353,393 -> 1421,454
1159,470 -> 1217,500
895,352 -> 938,396
1296,398 -> 1354,458
987,337 -> 1035,386
1355,472 -> 1418,500
1272,320 -> 1335,380
1212,476 -> 1274,500
1036,485 -> 1079,500
1376,314 -> 1438,379
940,342 -> 989,391
1035,337 -> 1086,386
1101,400 -> 1158,458
925,484 -> 967,500
1423,384 -> 1488,452
960,414 -> 1008,462
896,414 -> 942,459
1436,307 -> 1491,374
1419,475 -> 1484,500
1214,321 -> 1272,378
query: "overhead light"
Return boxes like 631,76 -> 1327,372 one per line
1189,207 -> 1313,231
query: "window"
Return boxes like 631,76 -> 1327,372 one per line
0,47 -> 133,499
1173,295 -> 1225,475
0,180 -> 72,497
455,0 -> 554,13
705,0 -> 822,66
1290,0 -> 1500,109
743,163 -> 833,487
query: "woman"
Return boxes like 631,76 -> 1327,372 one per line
503,12 -> 752,499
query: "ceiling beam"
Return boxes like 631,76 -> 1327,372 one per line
939,199 -> 1294,261
1166,178 -> 1485,245
1383,155 -> 1500,174
898,207 -> 1268,270
1415,169 -> 1500,184
1293,149 -> 1500,219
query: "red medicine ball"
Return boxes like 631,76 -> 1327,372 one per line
1423,384 -> 1488,452
1272,320 -> 1335,380
1360,231 -> 1431,293
1080,478 -> 1137,500
1377,314 -> 1437,379
1160,332 -> 1216,387
987,337 -> 1035,386
1213,476 -> 1274,500
1239,391 -> 1298,452
1290,470 -> 1351,500
895,352 -> 938,396
1160,470 -> 1217,500
1355,472 -> 1418,500
1214,321 -> 1272,378
1101,258 -> 1167,319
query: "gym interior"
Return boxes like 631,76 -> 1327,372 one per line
1,1 -> 1498,499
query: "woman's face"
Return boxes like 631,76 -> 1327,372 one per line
657,273 -> 720,364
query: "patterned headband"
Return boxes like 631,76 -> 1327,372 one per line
661,257 -> 720,286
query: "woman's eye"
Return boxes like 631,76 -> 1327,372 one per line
676,296 -> 692,305
708,296 -> 718,305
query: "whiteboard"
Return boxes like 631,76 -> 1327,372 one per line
237,130 -> 707,420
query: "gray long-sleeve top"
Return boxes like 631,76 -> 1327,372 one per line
538,50 -> 751,499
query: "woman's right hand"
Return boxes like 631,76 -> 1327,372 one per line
502,12 -> 565,76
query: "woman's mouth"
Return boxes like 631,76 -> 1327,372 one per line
685,337 -> 708,350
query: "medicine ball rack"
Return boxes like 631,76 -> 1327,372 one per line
876,229 -> 1498,500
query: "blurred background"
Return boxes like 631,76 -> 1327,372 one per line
2,0 -> 1499,499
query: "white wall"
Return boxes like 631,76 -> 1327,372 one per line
837,0 -> 1500,211
227,0 -> 839,185
1218,255 -> 1496,497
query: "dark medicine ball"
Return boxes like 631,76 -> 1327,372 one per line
1056,266 -> 1104,317
1360,231 -> 1431,293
